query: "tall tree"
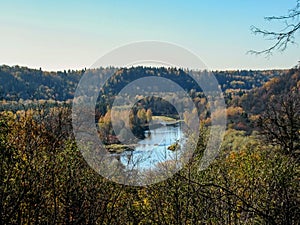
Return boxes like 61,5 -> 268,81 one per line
258,90 -> 300,157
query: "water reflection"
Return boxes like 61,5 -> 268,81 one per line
119,123 -> 185,170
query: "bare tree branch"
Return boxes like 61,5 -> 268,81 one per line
249,0 -> 300,56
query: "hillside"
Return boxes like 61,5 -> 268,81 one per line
237,68 -> 300,115
0,65 -> 83,101
0,65 -> 287,102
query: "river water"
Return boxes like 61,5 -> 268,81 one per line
118,123 -> 185,170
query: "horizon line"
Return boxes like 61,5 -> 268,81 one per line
1,63 -> 298,73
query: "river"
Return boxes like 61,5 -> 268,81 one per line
118,122 -> 185,170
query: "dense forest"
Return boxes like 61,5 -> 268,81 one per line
0,65 -> 299,224
0,65 -> 285,102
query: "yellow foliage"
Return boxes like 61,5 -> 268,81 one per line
226,106 -> 244,116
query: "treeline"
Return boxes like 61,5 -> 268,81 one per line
0,65 -> 83,101
0,65 -> 287,102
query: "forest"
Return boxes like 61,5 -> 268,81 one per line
0,65 -> 285,102
0,65 -> 299,224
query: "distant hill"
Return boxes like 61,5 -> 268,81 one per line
237,68 -> 300,115
0,64 -> 287,102
0,65 -> 83,101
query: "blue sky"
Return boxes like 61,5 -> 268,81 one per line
0,0 -> 299,71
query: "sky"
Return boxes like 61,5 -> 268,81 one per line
0,0 -> 299,71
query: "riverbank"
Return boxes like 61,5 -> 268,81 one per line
106,115 -> 182,154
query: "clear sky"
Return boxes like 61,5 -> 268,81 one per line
0,0 -> 299,71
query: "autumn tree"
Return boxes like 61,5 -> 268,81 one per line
258,89 -> 300,157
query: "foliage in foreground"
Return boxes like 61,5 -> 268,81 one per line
0,108 -> 299,224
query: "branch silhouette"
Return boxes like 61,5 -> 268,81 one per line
249,0 -> 300,56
